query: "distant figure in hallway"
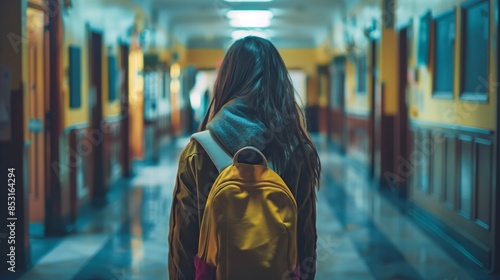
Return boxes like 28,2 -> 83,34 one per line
168,36 -> 321,279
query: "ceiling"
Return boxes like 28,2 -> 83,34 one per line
130,0 -> 367,49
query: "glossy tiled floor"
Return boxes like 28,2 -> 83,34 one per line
9,135 -> 500,280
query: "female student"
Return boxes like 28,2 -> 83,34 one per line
168,36 -> 321,280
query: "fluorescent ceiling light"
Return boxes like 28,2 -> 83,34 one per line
225,0 -> 272,2
230,19 -> 271,28
227,10 -> 273,28
232,30 -> 269,39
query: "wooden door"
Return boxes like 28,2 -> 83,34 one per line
89,31 -> 105,202
369,40 -> 378,178
27,7 -> 47,227
120,44 -> 131,177
372,37 -> 396,187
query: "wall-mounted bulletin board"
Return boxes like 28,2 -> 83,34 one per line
460,0 -> 489,102
69,46 -> 82,108
418,11 -> 432,67
356,54 -> 367,95
108,55 -> 118,102
433,8 -> 456,98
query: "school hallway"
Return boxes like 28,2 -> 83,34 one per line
1,135 -> 491,280
3,0 -> 500,278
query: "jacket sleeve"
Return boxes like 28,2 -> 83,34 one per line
296,160 -> 318,279
168,150 -> 200,280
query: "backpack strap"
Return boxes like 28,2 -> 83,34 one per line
191,130 -> 233,173
233,146 -> 269,168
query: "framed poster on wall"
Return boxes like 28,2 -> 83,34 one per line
433,8 -> 456,98
417,11 -> 432,66
69,46 -> 82,108
356,54 -> 367,95
460,0 -> 489,102
108,55 -> 118,102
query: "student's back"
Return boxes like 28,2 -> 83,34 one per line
168,36 -> 321,280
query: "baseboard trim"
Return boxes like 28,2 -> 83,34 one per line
409,203 -> 493,273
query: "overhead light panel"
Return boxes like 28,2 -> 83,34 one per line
227,10 -> 273,28
232,30 -> 269,39
225,0 -> 272,2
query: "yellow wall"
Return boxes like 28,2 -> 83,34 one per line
279,49 -> 323,106
379,29 -> 399,115
183,46 -> 328,107
316,39 -> 332,65
186,49 -> 224,69
279,49 -> 318,76
159,49 -> 172,64
62,0 -> 143,128
185,47 -> 324,76
403,0 -> 497,130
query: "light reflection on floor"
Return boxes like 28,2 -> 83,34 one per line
12,135 -> 496,280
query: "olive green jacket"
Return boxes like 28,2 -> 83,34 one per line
168,139 -> 317,279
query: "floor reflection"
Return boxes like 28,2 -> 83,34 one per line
14,135 -> 497,280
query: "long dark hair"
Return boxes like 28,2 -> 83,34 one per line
199,36 -> 321,189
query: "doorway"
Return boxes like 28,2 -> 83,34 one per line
369,40 -> 378,178
27,5 -> 49,236
120,44 -> 131,177
89,30 -> 105,203
395,25 -> 410,195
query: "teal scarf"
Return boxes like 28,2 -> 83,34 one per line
207,98 -> 270,155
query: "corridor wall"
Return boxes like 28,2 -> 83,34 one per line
397,0 -> 499,273
185,46 -> 330,134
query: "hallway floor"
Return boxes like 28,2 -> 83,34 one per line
8,136 -> 500,280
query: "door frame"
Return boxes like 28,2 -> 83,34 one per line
339,62 -> 347,154
396,24 -> 410,197
317,64 -> 330,136
120,43 -> 131,177
88,27 -> 106,204
26,2 -> 51,233
494,0 -> 500,272
44,0 -> 66,235
369,40 -> 378,178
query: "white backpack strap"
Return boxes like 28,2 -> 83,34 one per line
191,130 -> 233,173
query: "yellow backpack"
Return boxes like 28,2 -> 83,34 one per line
191,130 -> 298,280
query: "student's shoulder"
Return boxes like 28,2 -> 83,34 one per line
179,138 -> 209,160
